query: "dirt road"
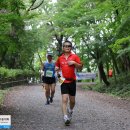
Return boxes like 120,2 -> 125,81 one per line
0,84 -> 130,130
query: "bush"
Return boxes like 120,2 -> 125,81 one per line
87,73 -> 130,98
0,67 -> 36,80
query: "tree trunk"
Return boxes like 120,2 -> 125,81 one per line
98,62 -> 110,86
55,34 -> 63,56
0,50 -> 7,66
126,56 -> 130,71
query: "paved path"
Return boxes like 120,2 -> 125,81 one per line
0,84 -> 130,130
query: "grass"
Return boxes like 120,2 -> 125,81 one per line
0,89 -> 8,106
82,73 -> 130,99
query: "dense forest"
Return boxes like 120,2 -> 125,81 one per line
0,0 -> 130,94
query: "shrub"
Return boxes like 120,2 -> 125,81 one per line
0,67 -> 35,80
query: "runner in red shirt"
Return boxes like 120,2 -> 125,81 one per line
55,40 -> 83,125
108,68 -> 113,77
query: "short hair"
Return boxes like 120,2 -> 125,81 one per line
63,40 -> 72,46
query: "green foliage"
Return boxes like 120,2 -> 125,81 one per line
0,0 -> 130,87
0,0 -> 50,69
91,73 -> 130,98
117,47 -> 130,58
0,67 -> 35,79
0,67 -> 8,77
111,36 -> 130,52
0,90 -> 8,105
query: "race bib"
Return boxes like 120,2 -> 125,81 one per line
46,70 -> 53,77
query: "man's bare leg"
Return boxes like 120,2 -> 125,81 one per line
69,95 -> 75,110
61,94 -> 70,125
66,95 -> 75,120
50,83 -> 55,103
44,83 -> 50,105
62,94 -> 68,115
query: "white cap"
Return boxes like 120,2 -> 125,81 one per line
47,52 -> 53,57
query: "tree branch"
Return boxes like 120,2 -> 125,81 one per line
27,0 -> 44,12
27,0 -> 37,12
37,51 -> 43,65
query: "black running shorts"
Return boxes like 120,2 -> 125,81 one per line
61,81 -> 76,96
42,76 -> 56,84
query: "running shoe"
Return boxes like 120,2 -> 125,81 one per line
50,97 -> 53,103
45,100 -> 50,105
64,115 -> 70,126
67,108 -> 73,120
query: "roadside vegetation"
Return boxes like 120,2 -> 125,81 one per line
0,89 -> 8,106
82,73 -> 130,99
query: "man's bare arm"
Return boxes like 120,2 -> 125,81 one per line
67,61 -> 83,69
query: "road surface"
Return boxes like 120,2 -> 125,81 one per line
0,83 -> 130,130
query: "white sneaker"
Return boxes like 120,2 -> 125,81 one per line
64,115 -> 70,125
67,108 -> 73,120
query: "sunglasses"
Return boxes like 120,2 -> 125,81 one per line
63,45 -> 72,48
